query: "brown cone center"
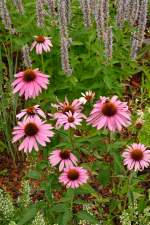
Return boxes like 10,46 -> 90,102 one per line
26,107 -> 36,115
36,35 -> 45,43
68,116 -> 75,123
60,150 -> 70,159
24,123 -> 39,136
85,95 -> 92,101
101,101 -> 117,117
67,169 -> 79,181
131,149 -> 143,161
23,69 -> 36,82
62,104 -> 74,113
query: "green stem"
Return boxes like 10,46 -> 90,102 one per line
41,54 -> 44,71
128,171 -> 135,221
69,189 -> 74,225
69,129 -> 75,150
128,172 -> 134,205
106,130 -> 112,153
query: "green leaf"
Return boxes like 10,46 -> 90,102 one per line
36,160 -> 48,170
62,210 -> 72,225
17,205 -> 37,225
50,204 -> 67,213
98,165 -> 111,186
77,211 -> 99,224
27,170 -> 41,180
139,110 -> 150,146
76,184 -> 97,195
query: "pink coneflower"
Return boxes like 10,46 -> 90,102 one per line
56,111 -> 85,130
79,90 -> 95,104
59,166 -> 89,188
31,36 -> 53,54
16,105 -> 46,120
48,149 -> 78,171
12,117 -> 54,153
87,96 -> 131,132
52,97 -> 83,118
12,69 -> 49,99
122,143 -> 150,171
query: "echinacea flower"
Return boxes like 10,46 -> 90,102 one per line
52,97 -> 83,118
79,90 -> 95,104
55,111 -> 85,130
12,117 -> 54,153
12,69 -> 49,99
31,36 -> 53,54
59,166 -> 89,189
48,149 -> 78,171
122,143 -> 150,171
87,96 -> 131,132
16,105 -> 46,120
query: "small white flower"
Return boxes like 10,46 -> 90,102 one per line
79,91 -> 95,104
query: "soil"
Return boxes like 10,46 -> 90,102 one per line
0,153 -> 26,198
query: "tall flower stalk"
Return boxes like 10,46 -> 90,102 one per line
22,44 -> 32,68
36,0 -> 45,27
116,0 -> 129,27
46,0 -> 56,17
131,0 -> 148,59
127,0 -> 140,26
12,0 -> 24,14
95,0 -> 110,40
104,26 -> 113,59
137,0 -> 148,47
58,0 -> 72,75
0,0 -> 16,34
79,0 -> 92,28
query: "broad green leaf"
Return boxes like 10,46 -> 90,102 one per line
27,170 -> 41,180
17,205 -> 37,225
98,166 -> 111,186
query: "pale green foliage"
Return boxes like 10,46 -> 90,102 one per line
120,200 -> 150,225
120,210 -> 131,225
18,180 -> 31,208
31,211 -> 46,225
0,189 -> 15,224
8,222 -> 17,225
139,107 -> 150,146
